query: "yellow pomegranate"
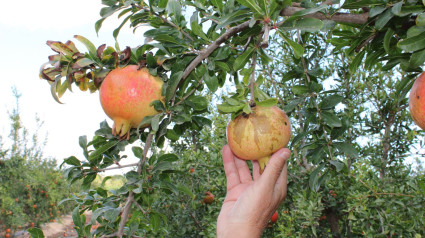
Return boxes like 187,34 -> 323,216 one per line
226,105 -> 291,173
99,65 -> 164,139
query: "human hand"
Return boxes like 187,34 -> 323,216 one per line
217,145 -> 291,238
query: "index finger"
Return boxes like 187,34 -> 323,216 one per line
222,145 -> 241,191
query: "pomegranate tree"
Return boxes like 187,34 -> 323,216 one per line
226,105 -> 291,173
409,72 -> 425,130
99,65 -> 164,139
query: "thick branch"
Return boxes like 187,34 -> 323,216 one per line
280,7 -> 369,25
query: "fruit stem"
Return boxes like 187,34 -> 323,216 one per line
258,156 -> 270,174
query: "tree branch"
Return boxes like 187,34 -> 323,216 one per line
280,7 -> 369,25
181,20 -> 257,81
114,133 -> 154,238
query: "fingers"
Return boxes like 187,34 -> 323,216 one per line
222,145 -> 241,190
234,157 -> 252,183
259,148 -> 291,191
274,159 -> 288,200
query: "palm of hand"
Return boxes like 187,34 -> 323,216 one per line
216,145 -> 290,237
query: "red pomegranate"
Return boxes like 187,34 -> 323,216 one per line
99,65 -> 164,139
226,105 -> 291,173
409,72 -> 425,130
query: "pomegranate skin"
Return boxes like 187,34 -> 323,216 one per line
99,65 -> 164,138
409,72 -> 425,130
226,106 -> 291,162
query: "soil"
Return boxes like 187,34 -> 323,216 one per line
14,212 -> 92,238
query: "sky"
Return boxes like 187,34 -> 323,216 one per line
0,0 -> 149,169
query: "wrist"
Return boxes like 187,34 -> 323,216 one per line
217,223 -> 263,238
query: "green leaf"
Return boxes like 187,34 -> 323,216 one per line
132,147 -> 144,160
333,142 -> 358,158
191,21 -> 209,42
204,73 -> 219,92
113,15 -> 131,40
165,71 -> 184,102
292,85 -> 309,94
236,0 -> 264,15
72,207 -> 83,228
154,34 -> 187,46
329,160 -> 345,172
391,2 -> 403,16
375,9 -> 394,30
369,6 -> 386,18
398,32 -> 425,52
215,61 -> 231,72
177,184 -> 195,198
410,48 -> 425,67
309,164 -> 325,192
216,9 -> 252,29
256,98 -> 278,107
158,153 -> 179,163
151,113 -> 162,132
342,0 -> 382,9
217,102 -> 246,114
234,47 -> 255,71
165,129 -> 180,141
50,77 -> 63,104
321,95 -> 344,109
152,161 -> 173,173
211,0 -> 223,12
349,50 -> 365,74
146,53 -> 157,68
88,140 -> 120,162
73,58 -> 94,68
384,28 -> 395,54
28,228 -> 44,238
186,95 -> 208,111
278,31 -> 304,59
417,13 -> 425,27
167,0 -> 182,19
291,131 -> 309,146
321,111 -> 342,127
150,212 -> 160,232
64,156 -> 81,166
74,35 -> 97,58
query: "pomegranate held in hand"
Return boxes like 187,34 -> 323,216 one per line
226,105 -> 291,173
409,72 -> 425,130
99,65 -> 164,139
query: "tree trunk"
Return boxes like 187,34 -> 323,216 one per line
325,208 -> 340,237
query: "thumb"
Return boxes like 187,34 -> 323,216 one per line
259,148 -> 291,189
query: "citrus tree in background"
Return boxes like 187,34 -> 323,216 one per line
0,90 -> 77,235
38,0 -> 425,237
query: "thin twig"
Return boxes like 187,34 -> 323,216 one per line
114,133 -> 154,238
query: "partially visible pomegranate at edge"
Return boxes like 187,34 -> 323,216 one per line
99,65 -> 164,139
409,72 -> 425,130
226,105 -> 291,173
